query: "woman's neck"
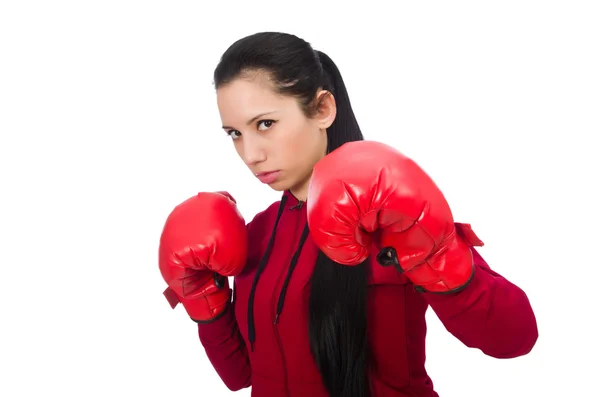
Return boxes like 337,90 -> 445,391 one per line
289,180 -> 309,202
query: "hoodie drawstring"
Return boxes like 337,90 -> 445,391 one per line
247,195 -> 309,352
247,195 -> 287,352
274,223 -> 309,324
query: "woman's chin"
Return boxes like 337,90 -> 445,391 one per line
266,180 -> 288,191
266,177 -> 297,194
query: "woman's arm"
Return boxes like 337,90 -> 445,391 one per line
197,298 -> 251,391
423,247 -> 538,359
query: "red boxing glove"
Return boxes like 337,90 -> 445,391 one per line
158,191 -> 248,322
306,141 -> 483,293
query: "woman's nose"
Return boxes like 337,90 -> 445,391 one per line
240,135 -> 267,166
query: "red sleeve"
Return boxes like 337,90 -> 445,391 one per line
423,247 -> 538,358
194,209 -> 277,391
196,299 -> 251,391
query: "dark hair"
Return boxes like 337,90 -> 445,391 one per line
214,32 -> 370,397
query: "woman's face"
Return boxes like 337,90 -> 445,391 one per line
216,74 -> 335,201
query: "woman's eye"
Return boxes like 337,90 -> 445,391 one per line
257,120 -> 275,131
227,130 -> 241,140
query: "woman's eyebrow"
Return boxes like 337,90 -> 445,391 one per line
222,111 -> 277,129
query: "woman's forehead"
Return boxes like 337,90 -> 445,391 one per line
217,78 -> 293,121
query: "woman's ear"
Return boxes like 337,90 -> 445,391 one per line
314,90 -> 337,129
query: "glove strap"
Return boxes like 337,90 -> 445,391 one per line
454,222 -> 484,247
163,287 -> 180,309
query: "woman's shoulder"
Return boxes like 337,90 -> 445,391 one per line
246,199 -> 282,242
238,199 -> 283,272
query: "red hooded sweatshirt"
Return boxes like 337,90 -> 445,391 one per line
197,190 -> 538,396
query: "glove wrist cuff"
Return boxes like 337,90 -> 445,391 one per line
191,300 -> 232,324
162,283 -> 232,323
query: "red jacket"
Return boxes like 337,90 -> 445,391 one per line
197,190 -> 538,396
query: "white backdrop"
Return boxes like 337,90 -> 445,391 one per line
1,1 -> 598,396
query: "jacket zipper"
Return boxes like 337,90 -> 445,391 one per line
273,321 -> 290,396
271,205 -> 303,397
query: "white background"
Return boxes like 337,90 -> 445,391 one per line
1,1 -> 598,396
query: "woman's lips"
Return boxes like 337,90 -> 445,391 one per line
255,170 -> 281,184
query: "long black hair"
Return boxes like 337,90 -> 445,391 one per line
213,32 -> 370,397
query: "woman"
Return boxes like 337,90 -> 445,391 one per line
158,32 -> 538,397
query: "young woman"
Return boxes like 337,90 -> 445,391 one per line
158,31 -> 538,397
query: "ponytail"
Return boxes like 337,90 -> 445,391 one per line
308,51 -> 371,397
315,51 -> 363,153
